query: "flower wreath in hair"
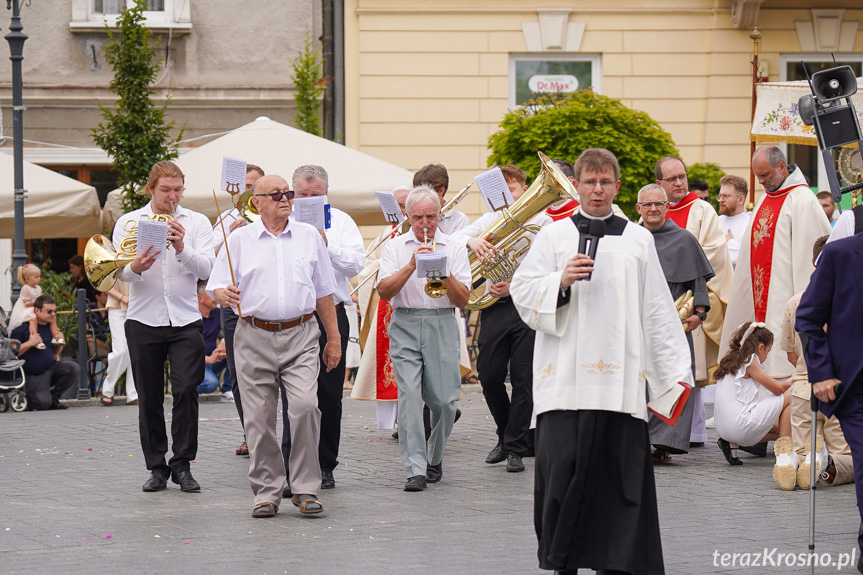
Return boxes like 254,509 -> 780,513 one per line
738,322 -> 766,346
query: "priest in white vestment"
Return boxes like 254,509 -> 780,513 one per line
719,146 -> 832,379
511,148 -> 692,575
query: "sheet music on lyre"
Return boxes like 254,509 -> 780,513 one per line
474,167 -> 515,212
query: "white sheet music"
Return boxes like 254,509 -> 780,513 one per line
474,167 -> 515,212
220,156 -> 247,193
293,196 -> 327,230
136,220 -> 168,260
375,190 -> 406,224
415,253 -> 447,279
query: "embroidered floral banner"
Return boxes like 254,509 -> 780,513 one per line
751,79 -> 863,146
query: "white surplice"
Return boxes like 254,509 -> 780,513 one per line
719,168 -> 833,378
510,218 -> 693,422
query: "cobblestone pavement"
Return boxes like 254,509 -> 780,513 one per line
0,393 -> 859,575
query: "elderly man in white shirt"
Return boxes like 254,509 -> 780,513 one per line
114,161 -> 214,494
278,165 -> 365,493
377,186 -> 471,492
208,174 -> 341,518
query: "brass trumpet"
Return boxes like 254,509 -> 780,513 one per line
422,227 -> 447,298
84,213 -> 175,292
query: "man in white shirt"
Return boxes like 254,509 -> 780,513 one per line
413,163 -> 469,234
114,161 -> 215,494
717,174 -> 751,269
451,164 -> 552,472
213,163 -> 264,457
208,174 -> 341,518
377,186 -> 471,492
281,165 -> 365,492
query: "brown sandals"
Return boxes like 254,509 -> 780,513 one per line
291,494 -> 323,515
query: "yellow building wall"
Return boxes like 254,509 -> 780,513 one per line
344,0 -> 863,240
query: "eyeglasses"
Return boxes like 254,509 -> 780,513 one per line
42,309 -> 56,315
659,174 -> 687,184
254,191 -> 294,202
637,201 -> 668,209
579,179 -> 616,190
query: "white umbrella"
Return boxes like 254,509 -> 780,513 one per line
103,117 -> 414,227
0,151 -> 101,238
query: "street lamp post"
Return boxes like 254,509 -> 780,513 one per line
5,0 -> 28,304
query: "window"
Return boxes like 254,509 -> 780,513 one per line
70,0 -> 191,34
779,54 -> 863,202
509,54 -> 601,109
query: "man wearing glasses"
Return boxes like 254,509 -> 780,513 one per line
636,183 -> 714,464
11,295 -> 78,411
208,174 -> 341,518
511,148 -> 692,575
655,156 -> 732,447
280,165 -> 365,493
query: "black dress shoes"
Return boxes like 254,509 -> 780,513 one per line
321,469 -> 335,489
740,441 -> 768,457
426,462 -> 443,483
485,443 -> 506,464
171,469 -> 201,492
142,471 -> 168,492
506,452 -> 525,472
404,475 -> 426,491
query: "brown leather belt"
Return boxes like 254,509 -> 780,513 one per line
314,302 -> 345,318
242,313 -> 315,332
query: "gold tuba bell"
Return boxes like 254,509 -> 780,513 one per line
466,152 -> 577,310
236,189 -> 261,222
84,214 -> 175,292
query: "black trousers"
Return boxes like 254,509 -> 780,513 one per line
126,320 -> 205,475
477,297 -> 535,455
221,306 -> 244,429
282,306 -> 350,474
25,361 -> 78,410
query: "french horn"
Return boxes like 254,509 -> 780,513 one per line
84,214 -> 175,292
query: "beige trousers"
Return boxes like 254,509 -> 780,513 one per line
234,319 -> 322,507
791,394 -> 854,486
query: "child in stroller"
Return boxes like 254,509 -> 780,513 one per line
0,307 -> 27,412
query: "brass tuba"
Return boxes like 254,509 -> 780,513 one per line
84,214 -> 175,292
465,152 -> 577,310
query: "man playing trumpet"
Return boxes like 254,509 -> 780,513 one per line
377,186 -> 471,491
114,161 -> 214,494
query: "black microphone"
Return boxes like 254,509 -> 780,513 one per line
576,219 -> 606,281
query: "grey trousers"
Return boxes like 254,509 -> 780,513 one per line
389,307 -> 461,478
234,319 -> 322,507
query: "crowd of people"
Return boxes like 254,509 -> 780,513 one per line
9,144 -> 863,575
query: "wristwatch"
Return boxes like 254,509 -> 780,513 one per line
694,310 -> 708,322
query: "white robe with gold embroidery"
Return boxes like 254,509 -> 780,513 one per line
719,169 -> 832,379
510,218 -> 692,421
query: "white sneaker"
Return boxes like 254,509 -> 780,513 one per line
773,437 -> 798,491
221,391 -> 234,403
798,435 -> 827,489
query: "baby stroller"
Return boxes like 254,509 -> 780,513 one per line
0,307 -> 27,412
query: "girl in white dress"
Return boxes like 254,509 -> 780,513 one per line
8,264 -> 65,349
713,322 -> 795,488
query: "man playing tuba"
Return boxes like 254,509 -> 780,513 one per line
451,165 -> 552,472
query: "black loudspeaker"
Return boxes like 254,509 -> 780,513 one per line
811,65 -> 858,102
815,105 -> 863,149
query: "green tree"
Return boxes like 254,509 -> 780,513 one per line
687,162 -> 726,212
91,0 -> 182,213
488,90 -> 679,219
291,34 -> 325,137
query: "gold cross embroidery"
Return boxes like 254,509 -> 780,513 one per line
581,360 -> 621,375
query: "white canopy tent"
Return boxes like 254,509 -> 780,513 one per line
103,117 -> 414,228
0,151 -> 102,239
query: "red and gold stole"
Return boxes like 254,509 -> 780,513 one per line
665,192 -> 700,228
546,199 -> 579,221
749,184 -> 804,322
374,224 -> 399,400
